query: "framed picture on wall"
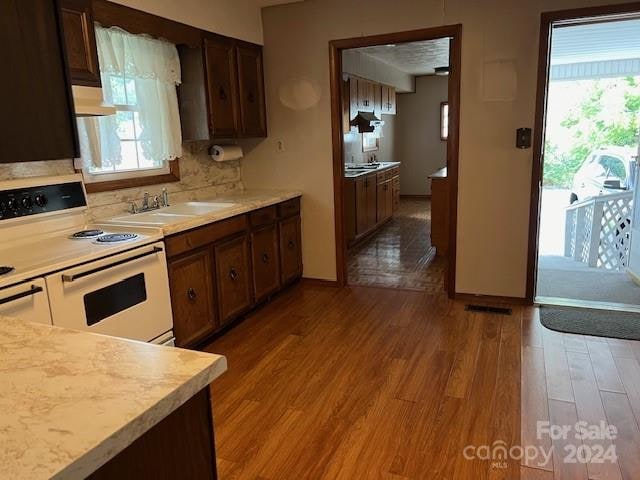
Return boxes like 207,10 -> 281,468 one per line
440,102 -> 449,141
362,132 -> 379,152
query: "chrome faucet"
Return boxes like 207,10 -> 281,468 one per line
142,192 -> 150,211
161,188 -> 169,207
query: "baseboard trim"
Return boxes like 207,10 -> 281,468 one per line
400,194 -> 431,199
454,292 -> 532,306
301,277 -> 340,287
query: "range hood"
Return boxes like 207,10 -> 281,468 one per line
350,111 -> 384,133
72,85 -> 116,116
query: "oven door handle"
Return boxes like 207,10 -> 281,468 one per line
0,285 -> 44,305
62,246 -> 164,283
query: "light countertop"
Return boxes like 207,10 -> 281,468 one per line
429,167 -> 448,179
344,161 -> 400,179
102,189 -> 302,236
0,315 -> 227,480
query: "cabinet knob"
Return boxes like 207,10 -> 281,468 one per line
248,92 -> 255,103
262,253 -> 269,263
229,268 -> 239,281
287,240 -> 295,249
219,86 -> 227,100
187,288 -> 197,301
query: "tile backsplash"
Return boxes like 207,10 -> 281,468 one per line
0,141 -> 243,219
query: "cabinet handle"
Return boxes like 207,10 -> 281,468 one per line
262,253 -> 269,263
219,86 -> 227,100
287,240 -> 296,249
229,268 -> 239,281
187,288 -> 197,301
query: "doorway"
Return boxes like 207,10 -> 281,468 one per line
528,4 -> 640,310
329,26 -> 461,297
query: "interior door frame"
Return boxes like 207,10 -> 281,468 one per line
329,25 -> 462,297
526,2 -> 640,303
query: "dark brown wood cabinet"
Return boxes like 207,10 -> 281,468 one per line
167,248 -> 216,347
179,36 -> 266,140
1,0 -> 79,163
214,235 -> 252,327
279,215 -> 303,285
237,43 -> 267,137
376,174 -> 393,223
60,0 -> 100,87
354,173 -> 377,236
251,224 -> 280,302
380,85 -> 397,115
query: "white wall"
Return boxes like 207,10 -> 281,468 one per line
397,75 -> 448,196
343,116 -> 397,165
110,0 -> 265,44
241,0 -> 640,297
342,49 -> 414,92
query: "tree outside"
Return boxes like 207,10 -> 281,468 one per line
543,76 -> 640,188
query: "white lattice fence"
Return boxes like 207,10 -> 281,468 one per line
564,190 -> 633,271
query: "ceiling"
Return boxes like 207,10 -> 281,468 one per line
354,38 -> 450,76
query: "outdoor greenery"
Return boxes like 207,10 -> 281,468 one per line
543,76 -> 640,187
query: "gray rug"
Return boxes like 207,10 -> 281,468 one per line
540,306 -> 640,340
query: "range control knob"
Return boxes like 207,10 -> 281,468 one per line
6,198 -> 18,211
21,197 -> 33,209
34,194 -> 48,207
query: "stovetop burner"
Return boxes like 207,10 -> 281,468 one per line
95,233 -> 138,244
0,266 -> 14,276
70,229 -> 104,239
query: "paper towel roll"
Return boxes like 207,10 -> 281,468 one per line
210,144 -> 243,162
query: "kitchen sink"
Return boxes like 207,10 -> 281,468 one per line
107,202 -> 239,226
162,202 -> 237,216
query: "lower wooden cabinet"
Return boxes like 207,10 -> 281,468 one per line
214,235 -> 252,327
279,215 -> 303,285
166,198 -> 302,347
168,248 -> 216,347
251,224 -> 280,302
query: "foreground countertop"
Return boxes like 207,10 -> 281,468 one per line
0,316 -> 227,480
344,161 -> 401,178
102,189 -> 302,236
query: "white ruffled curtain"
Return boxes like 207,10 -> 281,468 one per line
77,26 -> 182,170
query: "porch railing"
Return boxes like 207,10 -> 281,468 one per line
564,190 -> 633,270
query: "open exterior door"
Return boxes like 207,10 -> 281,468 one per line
625,135 -> 640,284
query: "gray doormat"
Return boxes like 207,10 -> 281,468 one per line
540,306 -> 640,340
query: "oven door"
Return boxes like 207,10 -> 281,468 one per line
45,242 -> 173,342
0,278 -> 52,325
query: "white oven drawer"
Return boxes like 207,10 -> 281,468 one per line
0,278 -> 52,325
45,242 -> 173,342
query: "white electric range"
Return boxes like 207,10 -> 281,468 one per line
0,175 -> 175,345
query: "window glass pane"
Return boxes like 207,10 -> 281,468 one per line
115,111 -> 135,140
599,155 -> 626,180
109,76 -> 127,105
133,112 -> 144,140
137,143 -> 162,169
118,141 -> 139,171
125,78 -> 137,105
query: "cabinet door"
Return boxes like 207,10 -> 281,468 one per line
366,175 -> 377,229
355,176 -> 368,235
279,216 -> 303,284
376,181 -> 386,223
357,79 -> 374,112
349,77 -> 359,120
204,36 -> 240,138
387,86 -> 397,115
237,44 -> 267,137
373,84 -> 382,116
392,176 -> 400,213
60,0 -> 100,87
1,0 -> 79,163
251,224 -> 280,302
342,79 -> 351,133
168,249 -> 216,347
215,235 -> 252,327
384,180 -> 394,219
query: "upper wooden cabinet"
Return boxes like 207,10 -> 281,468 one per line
380,85 -> 396,115
179,36 -> 267,140
236,43 -> 267,137
0,0 -> 79,163
60,0 -> 101,87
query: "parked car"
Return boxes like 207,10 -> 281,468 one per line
569,147 -> 638,203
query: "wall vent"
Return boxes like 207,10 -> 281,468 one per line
465,304 -> 513,315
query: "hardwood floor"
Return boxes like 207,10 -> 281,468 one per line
347,198 -> 445,292
206,284 -> 640,479
522,308 -> 640,479
206,283 -> 521,479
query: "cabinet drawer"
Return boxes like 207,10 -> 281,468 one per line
393,176 -> 401,188
249,205 -> 277,228
166,215 -> 247,258
279,216 -> 302,284
277,197 -> 300,218
376,172 -> 386,184
251,224 -> 280,301
214,235 -> 252,327
386,167 -> 399,179
168,248 -> 216,347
